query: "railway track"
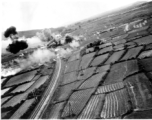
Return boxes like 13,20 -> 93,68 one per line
30,56 -> 64,119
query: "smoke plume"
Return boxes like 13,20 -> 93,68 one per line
26,36 -> 45,48
15,48 -> 56,69
69,40 -> 80,48
2,36 -> 45,55
2,32 -> 85,77
55,47 -> 72,58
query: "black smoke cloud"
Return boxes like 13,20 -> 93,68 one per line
6,41 -> 28,54
4,26 -> 18,38
4,26 -> 28,54
65,35 -> 73,44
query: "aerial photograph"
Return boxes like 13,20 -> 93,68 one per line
1,0 -> 152,119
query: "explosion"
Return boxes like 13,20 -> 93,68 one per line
16,48 -> 56,69
3,26 -> 28,54
1,26 -> 85,77
1,48 -> 57,77
55,47 -> 72,58
1,67 -> 22,77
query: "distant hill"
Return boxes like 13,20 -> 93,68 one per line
2,26 -> 66,40
1,1 -> 150,40
71,1 -> 148,26
1,29 -> 41,40
18,29 -> 41,38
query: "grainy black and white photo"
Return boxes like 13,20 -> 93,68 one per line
1,0 -> 152,119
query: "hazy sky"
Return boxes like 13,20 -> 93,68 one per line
1,0 -> 151,31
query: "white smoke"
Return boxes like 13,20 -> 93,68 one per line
1,39 -> 12,54
26,36 -> 45,48
1,48 -> 56,77
1,67 -> 22,77
15,48 -> 56,69
55,47 -> 72,58
60,38 -> 65,44
1,33 -> 85,77
69,40 -> 80,48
